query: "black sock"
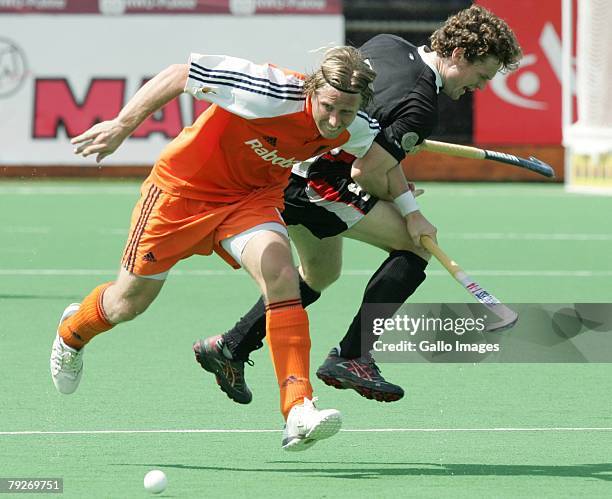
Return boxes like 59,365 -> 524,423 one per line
339,250 -> 427,358
223,275 -> 321,361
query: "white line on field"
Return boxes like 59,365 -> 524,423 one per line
446,232 -> 612,241
1,427 -> 612,436
0,269 -> 611,277
0,227 -> 51,234
0,186 -> 140,195
438,190 -> 578,198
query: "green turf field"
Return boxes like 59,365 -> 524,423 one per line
1,180 -> 611,498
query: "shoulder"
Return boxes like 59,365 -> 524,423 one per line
361,34 -> 418,58
352,111 -> 382,133
186,54 -> 306,119
188,54 -> 305,91
338,111 -> 381,158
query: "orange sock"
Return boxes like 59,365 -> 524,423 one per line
265,299 -> 313,420
59,282 -> 114,350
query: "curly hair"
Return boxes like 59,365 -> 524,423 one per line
303,46 -> 376,109
430,4 -> 522,72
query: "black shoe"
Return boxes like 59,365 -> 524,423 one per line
193,335 -> 253,404
316,348 -> 404,402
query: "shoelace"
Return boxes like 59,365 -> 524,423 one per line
358,355 -> 383,379
52,348 -> 81,375
222,357 -> 250,385
214,338 -> 254,386
367,359 -> 381,373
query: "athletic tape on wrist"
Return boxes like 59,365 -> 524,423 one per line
393,190 -> 419,216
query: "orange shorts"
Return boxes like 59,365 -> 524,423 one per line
121,180 -> 285,276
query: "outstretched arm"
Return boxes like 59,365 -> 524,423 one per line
71,63 -> 189,163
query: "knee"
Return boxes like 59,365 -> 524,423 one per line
103,289 -> 154,324
300,259 -> 341,291
389,233 -> 431,262
262,263 -> 300,301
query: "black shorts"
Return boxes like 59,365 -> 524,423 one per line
282,168 -> 379,239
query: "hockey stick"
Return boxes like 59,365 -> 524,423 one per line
420,235 -> 519,332
421,139 -> 555,178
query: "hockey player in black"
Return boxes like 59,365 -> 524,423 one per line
194,5 -> 522,405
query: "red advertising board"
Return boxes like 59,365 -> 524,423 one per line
0,0 -> 341,15
475,0 -> 574,145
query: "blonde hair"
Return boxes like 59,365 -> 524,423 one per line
303,46 -> 376,109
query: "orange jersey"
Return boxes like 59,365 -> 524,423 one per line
149,54 -> 379,205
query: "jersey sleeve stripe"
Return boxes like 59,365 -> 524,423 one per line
357,112 -> 381,130
189,67 -> 304,97
191,62 -> 304,91
189,73 -> 306,102
356,111 -> 381,130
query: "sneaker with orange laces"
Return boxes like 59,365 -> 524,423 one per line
193,335 -> 253,404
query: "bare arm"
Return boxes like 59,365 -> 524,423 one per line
350,142 -> 398,199
386,163 -> 412,199
71,63 -> 189,163
353,143 -> 437,248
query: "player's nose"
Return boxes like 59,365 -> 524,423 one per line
328,111 -> 340,128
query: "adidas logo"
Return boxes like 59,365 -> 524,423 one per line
244,138 -> 299,168
281,375 -> 306,388
263,135 -> 278,147
142,252 -> 156,262
70,330 -> 84,342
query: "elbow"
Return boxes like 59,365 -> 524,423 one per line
351,168 -> 377,192
351,165 -> 374,187
350,166 -> 364,183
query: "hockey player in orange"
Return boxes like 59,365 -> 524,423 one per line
50,47 -> 381,450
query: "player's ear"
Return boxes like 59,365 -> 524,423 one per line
450,47 -> 465,63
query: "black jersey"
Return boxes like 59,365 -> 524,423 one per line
361,34 -> 440,162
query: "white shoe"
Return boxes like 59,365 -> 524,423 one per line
50,303 -> 83,394
281,397 -> 342,451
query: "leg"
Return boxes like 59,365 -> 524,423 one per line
344,199 -> 430,259
102,268 -> 165,324
290,224 -> 343,292
239,230 -> 310,418
195,225 -> 343,404
240,229 -> 341,450
60,268 -> 165,348
50,180 -> 179,395
50,268 -> 165,394
341,200 -> 429,356
194,224 -> 309,408
315,200 -> 429,402
222,226 -> 342,361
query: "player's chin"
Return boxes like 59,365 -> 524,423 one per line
320,128 -> 343,139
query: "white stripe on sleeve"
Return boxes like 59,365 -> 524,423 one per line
185,53 -> 306,119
